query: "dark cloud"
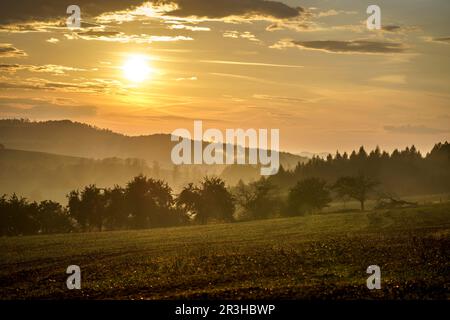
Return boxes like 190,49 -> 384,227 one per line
0,77 -> 120,93
76,30 -> 121,37
159,0 -> 303,19
0,64 -> 21,71
0,63 -> 86,74
384,125 -> 449,135
0,43 -> 27,57
431,37 -> 450,44
0,0 -> 145,25
290,40 -> 406,54
0,102 -> 97,118
0,0 -> 302,26
160,0 -> 303,19
382,25 -> 401,32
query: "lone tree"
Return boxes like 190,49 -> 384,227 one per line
333,174 -> 378,211
287,177 -> 331,215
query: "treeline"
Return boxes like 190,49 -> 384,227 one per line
268,142 -> 450,196
1,142 -> 449,236
1,176 -> 236,236
1,172 -> 381,236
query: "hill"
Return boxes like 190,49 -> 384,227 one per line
0,148 -> 151,203
0,118 -> 307,170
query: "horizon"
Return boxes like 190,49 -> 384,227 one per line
0,117 -> 446,156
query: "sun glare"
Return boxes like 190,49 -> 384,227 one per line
122,55 -> 153,83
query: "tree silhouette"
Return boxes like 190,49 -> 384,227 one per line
67,190 -> 86,231
233,178 -> 279,220
333,174 -> 378,211
287,178 -> 331,215
177,177 -> 234,224
125,175 -> 174,228
36,200 -> 72,234
104,186 -> 128,229
176,183 -> 202,220
198,177 -> 235,224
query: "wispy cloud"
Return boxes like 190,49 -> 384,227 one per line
252,94 -> 310,103
371,75 -> 406,84
200,59 -> 303,68
223,30 -> 260,42
0,76 -> 124,94
175,76 -> 198,81
46,37 -> 60,43
271,39 -> 407,54
427,36 -> 450,45
65,30 -> 193,43
167,23 -> 210,31
0,43 -> 27,58
384,125 -> 449,135
0,64 -> 88,75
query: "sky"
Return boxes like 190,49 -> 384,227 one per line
0,0 -> 449,154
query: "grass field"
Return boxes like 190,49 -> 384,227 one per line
1,203 -> 449,300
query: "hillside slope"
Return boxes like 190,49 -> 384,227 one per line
0,148 -> 151,202
0,119 -> 307,170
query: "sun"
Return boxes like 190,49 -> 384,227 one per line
122,55 -> 153,83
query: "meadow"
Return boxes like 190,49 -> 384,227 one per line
0,203 -> 449,300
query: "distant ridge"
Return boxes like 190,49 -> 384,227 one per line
0,118 -> 307,169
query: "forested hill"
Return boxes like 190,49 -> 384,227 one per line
0,148 -> 152,203
268,142 -> 450,196
0,119 -> 306,169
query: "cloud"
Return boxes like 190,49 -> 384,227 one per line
0,103 -> 97,118
0,43 -> 27,58
0,76 -> 123,94
223,30 -> 259,42
315,9 -> 357,18
371,75 -> 406,84
0,64 -> 21,72
168,24 -> 210,31
65,30 -> 193,43
272,39 -> 407,54
159,0 -> 303,19
200,59 -> 303,68
265,19 -> 317,32
0,63 -> 88,75
253,94 -> 310,103
380,24 -> 420,35
175,76 -> 197,81
0,96 -> 98,118
384,125 -> 449,135
210,72 -> 277,85
0,0 -> 303,30
429,37 -> 450,44
46,37 -> 60,43
0,1 -> 146,25
382,25 -> 402,33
